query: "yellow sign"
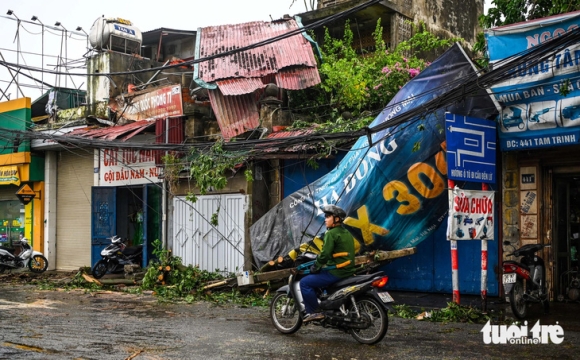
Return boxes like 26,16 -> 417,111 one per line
16,184 -> 35,196
16,184 -> 36,205
0,166 -> 20,186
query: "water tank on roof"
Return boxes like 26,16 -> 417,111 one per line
89,17 -> 142,54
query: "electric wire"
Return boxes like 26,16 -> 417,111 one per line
3,2 -> 580,268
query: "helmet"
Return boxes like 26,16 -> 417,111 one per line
321,205 -> 347,220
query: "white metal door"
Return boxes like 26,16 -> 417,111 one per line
172,194 -> 247,274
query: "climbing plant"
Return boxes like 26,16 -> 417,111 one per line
186,139 -> 252,202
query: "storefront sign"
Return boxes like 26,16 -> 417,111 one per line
486,12 -> 580,151
445,113 -> 497,184
0,166 -> 20,186
99,148 -> 162,186
119,85 -> 183,121
15,184 -> 36,205
447,188 -> 495,241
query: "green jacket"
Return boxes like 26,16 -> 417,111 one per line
314,225 -> 356,278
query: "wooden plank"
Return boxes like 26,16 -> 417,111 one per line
355,247 -> 417,264
254,268 -> 294,283
248,247 -> 417,285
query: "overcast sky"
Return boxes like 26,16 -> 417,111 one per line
0,0 -> 493,100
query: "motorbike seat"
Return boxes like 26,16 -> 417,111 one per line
504,260 -> 529,271
327,271 -> 385,290
123,245 -> 143,256
0,246 -> 16,254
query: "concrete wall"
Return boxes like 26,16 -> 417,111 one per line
413,0 -> 484,49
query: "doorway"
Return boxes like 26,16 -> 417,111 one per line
554,175 -> 580,301
91,184 -> 161,268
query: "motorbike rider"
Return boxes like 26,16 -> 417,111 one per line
300,204 -> 356,323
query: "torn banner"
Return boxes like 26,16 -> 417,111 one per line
250,44 -> 497,267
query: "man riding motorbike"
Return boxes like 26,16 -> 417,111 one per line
300,204 -> 356,323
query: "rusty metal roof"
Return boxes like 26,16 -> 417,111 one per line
198,19 -> 321,141
263,128 -> 318,153
216,78 -> 265,96
208,90 -> 259,139
198,19 -> 320,89
266,128 -> 315,139
66,120 -> 155,141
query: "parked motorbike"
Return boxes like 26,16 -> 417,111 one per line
502,241 -> 550,319
0,238 -> 49,273
91,236 -> 143,279
269,253 -> 393,344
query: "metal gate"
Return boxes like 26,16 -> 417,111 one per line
172,194 -> 247,274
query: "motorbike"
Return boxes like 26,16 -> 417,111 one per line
269,253 -> 393,344
502,241 -> 550,319
91,236 -> 143,279
0,238 -> 49,274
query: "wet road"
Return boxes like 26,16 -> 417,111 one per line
1,285 -> 579,359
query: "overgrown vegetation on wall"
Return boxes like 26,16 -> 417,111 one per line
289,20 -> 459,134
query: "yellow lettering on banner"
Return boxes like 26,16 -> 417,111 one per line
344,205 -> 389,245
382,180 -> 420,215
435,150 -> 447,175
407,162 -> 445,199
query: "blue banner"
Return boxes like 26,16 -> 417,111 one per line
485,11 -> 580,151
250,44 -> 496,266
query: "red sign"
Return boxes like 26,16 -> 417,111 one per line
120,85 -> 183,121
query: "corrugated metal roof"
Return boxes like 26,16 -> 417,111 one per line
266,128 -> 315,139
276,67 -> 321,90
200,19 -> 321,141
263,128 -> 318,152
198,19 -> 319,84
66,120 -> 155,141
216,78 -> 265,96
208,90 -> 259,139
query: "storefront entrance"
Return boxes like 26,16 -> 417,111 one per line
0,198 -> 24,246
554,174 -> 580,302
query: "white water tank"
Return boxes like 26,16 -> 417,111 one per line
89,17 -> 142,54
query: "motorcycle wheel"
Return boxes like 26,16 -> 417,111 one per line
92,260 -> 108,279
28,255 -> 48,273
270,292 -> 302,334
509,280 -> 527,319
349,296 -> 388,345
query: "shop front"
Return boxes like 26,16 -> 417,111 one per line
503,149 -> 580,302
485,11 -> 580,301
92,148 -> 162,267
0,98 -> 44,253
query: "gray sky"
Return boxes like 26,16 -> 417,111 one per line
0,0 -> 492,101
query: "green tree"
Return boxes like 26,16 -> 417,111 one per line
290,20 -> 458,133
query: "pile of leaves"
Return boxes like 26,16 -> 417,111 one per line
392,302 -> 491,324
141,239 -> 226,301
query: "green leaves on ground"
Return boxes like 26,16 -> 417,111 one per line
392,302 -> 491,324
